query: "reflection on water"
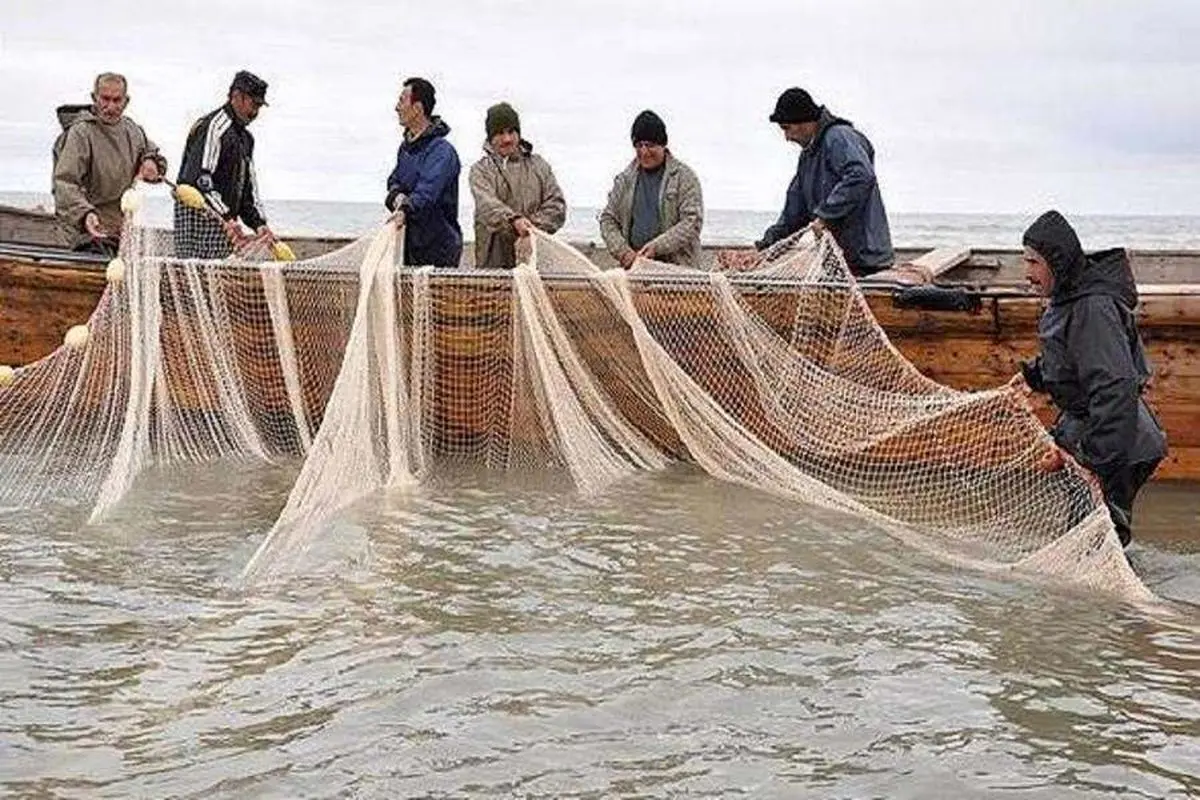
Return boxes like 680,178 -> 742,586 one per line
1,461 -> 1197,798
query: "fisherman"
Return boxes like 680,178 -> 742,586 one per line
599,109 -> 703,269
756,87 -> 893,276
175,70 -> 277,259
468,102 -> 566,268
385,77 -> 463,267
52,72 -> 166,254
1017,210 -> 1167,547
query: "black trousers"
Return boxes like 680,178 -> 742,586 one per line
1102,459 -> 1161,547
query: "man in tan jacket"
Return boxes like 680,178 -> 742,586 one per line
468,102 -> 566,268
52,72 -> 165,252
599,110 -> 703,269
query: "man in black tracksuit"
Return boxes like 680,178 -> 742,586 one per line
1019,210 -> 1168,546
174,70 -> 276,258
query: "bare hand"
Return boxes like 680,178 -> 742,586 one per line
716,249 -> 762,272
619,251 -> 637,270
255,225 -> 278,245
389,209 -> 406,228
512,217 -> 533,237
84,211 -> 107,239
1005,372 -> 1035,413
222,218 -> 245,243
637,243 -> 656,261
811,218 -> 827,237
138,158 -> 161,182
1006,372 -> 1031,395
1036,444 -> 1066,472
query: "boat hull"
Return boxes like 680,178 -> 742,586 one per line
2,241 -> 1198,480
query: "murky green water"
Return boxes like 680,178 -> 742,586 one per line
2,464 -> 1197,798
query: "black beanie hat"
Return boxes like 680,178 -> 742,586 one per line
769,88 -> 820,124
630,110 -> 668,146
485,102 -> 520,138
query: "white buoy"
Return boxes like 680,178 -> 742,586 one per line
106,257 -> 126,284
64,324 -> 90,350
120,187 -> 143,214
0,365 -> 14,386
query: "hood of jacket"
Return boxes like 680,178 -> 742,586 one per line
56,104 -> 96,130
1023,210 -> 1137,308
805,108 -> 854,150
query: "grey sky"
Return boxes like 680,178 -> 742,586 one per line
3,0 -> 1198,214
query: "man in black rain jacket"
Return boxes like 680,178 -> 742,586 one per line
1019,210 -> 1167,546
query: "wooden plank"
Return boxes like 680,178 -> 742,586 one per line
867,247 -> 973,286
1140,284 -> 1200,296
1154,447 -> 1200,481
905,247 -> 974,279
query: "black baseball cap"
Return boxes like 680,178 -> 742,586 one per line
230,70 -> 269,105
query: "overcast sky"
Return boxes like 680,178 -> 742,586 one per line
3,0 -> 1199,214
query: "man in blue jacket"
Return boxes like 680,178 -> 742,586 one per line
757,87 -> 893,275
386,77 -> 462,267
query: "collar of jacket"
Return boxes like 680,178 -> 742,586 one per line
482,139 -> 533,162
222,102 -> 249,128
804,108 -> 853,151
625,150 -> 679,178
403,116 -> 452,149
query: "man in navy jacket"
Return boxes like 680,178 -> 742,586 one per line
757,87 -> 893,276
386,77 -> 462,267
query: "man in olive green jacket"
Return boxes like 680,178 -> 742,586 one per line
599,110 -> 703,269
469,102 -> 566,268
52,72 -> 166,252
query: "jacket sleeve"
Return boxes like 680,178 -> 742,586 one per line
757,168 -> 810,249
195,112 -> 234,218
599,172 -> 634,261
530,158 -> 567,234
52,126 -> 96,230
1070,296 -> 1140,477
812,129 -> 877,221
647,166 -> 703,258
400,142 -> 459,220
384,147 -> 404,210
1020,356 -> 1045,393
469,160 -> 517,231
238,157 -> 267,230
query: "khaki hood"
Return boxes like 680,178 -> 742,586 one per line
55,104 -> 96,130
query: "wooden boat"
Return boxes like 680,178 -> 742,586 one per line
0,202 -> 64,248
2,202 -> 1198,480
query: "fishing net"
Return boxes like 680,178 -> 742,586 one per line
0,196 -> 1150,600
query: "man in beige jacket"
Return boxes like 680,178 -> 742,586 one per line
52,72 -> 165,252
468,102 -> 566,268
599,110 -> 703,269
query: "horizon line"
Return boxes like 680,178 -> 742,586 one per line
1,189 -> 1197,220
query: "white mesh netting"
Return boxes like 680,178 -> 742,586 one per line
0,199 -> 1151,600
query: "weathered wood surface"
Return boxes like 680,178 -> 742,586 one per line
0,203 -> 63,248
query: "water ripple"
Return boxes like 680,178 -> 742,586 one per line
1,463 -> 1196,798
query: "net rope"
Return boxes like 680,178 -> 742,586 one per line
0,196 -> 1151,600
